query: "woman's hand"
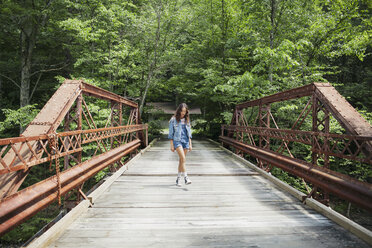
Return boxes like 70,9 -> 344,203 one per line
189,142 -> 192,152
171,145 -> 175,152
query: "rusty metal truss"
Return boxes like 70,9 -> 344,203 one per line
220,83 -> 372,211
0,125 -> 147,175
0,80 -> 148,236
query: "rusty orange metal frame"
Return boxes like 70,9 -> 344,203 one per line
0,125 -> 147,175
0,80 -> 147,200
0,80 -> 148,236
222,125 -> 372,164
220,136 -> 372,211
0,139 -> 141,236
221,82 -> 372,211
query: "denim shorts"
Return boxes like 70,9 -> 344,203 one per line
173,140 -> 189,149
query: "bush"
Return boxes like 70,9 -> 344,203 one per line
0,104 -> 39,137
148,120 -> 163,141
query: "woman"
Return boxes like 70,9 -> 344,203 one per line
168,103 -> 192,186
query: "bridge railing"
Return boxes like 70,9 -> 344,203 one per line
0,125 -> 147,175
0,80 -> 148,236
222,126 -> 372,164
220,83 -> 372,212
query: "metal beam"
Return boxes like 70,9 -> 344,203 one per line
81,82 -> 138,108
219,136 -> 372,212
314,84 -> 372,157
236,83 -> 317,110
0,125 -> 147,175
0,80 -> 142,200
0,80 -> 82,199
226,82 -> 372,212
0,139 -> 141,236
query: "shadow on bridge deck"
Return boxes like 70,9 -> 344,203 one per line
47,139 -> 369,248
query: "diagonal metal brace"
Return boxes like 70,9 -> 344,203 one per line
302,187 -> 317,204
78,188 -> 93,207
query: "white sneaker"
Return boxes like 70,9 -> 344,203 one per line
176,177 -> 181,186
184,176 -> 192,185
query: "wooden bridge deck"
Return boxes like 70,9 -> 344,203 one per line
50,139 -> 369,248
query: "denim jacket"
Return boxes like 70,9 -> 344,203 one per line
168,117 -> 192,141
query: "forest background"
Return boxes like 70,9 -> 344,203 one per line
0,0 -> 371,245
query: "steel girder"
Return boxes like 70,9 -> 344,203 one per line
0,80 -> 148,235
222,82 -> 372,211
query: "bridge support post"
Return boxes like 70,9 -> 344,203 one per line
258,104 -> 271,170
235,110 -> 244,157
220,82 -> 372,213
62,94 -> 83,208
63,94 -> 83,170
311,95 -> 330,205
110,101 -> 123,171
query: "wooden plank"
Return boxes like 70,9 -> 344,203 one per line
213,138 -> 372,246
26,139 -> 157,248
42,139 -> 371,248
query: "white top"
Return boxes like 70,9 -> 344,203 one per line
180,118 -> 186,125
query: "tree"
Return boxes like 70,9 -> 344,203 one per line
133,0 -> 196,114
0,0 -> 69,109
59,0 -> 138,94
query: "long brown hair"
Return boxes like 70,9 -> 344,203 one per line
174,103 -> 190,123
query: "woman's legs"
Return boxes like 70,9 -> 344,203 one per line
182,149 -> 189,173
183,148 -> 188,158
176,146 -> 186,173
183,148 -> 192,184
175,146 -> 192,185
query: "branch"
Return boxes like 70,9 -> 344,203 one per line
306,16 -> 348,66
0,73 -> 20,88
29,72 -> 42,101
33,61 -> 65,67
162,10 -> 203,52
44,0 -> 54,10
273,0 -> 287,36
29,63 -> 69,77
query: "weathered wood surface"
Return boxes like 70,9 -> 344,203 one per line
50,139 -> 370,248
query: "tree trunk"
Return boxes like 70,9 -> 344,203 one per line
298,50 -> 306,84
108,41 -> 113,92
221,0 -> 226,77
20,18 -> 37,108
19,18 -> 37,134
139,5 -> 162,115
139,70 -> 153,115
269,0 -> 276,83
210,0 -> 214,47
175,93 -> 179,107
0,76 -> 2,105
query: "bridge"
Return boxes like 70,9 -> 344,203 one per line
0,80 -> 371,247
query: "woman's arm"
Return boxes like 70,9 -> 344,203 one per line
168,119 -> 174,140
189,138 -> 192,151
169,118 -> 175,152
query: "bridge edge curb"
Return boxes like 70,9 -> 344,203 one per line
207,138 -> 372,246
26,138 -> 159,248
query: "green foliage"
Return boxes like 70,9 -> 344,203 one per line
1,204 -> 60,244
0,105 -> 39,137
148,119 -> 163,141
0,0 -> 371,243
95,167 -> 110,182
220,111 -> 233,124
358,110 -> 372,126
191,119 -> 208,135
270,167 -> 308,194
